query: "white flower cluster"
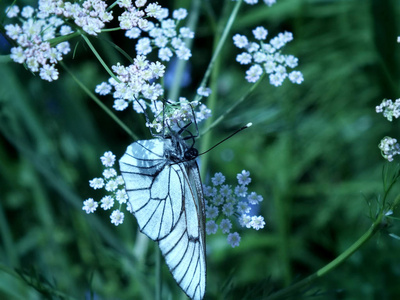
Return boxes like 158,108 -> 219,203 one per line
82,151 -> 129,226
95,55 -> 166,111
233,26 -> 304,86
203,170 -> 265,248
376,99 -> 400,122
378,137 -> 400,162
5,4 -> 72,82
39,0 -> 113,36
95,55 -> 212,133
124,7 -> 194,62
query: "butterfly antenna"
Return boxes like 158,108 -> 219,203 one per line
198,123 -> 252,156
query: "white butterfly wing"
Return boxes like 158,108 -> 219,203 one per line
158,162 -> 206,300
119,139 -> 206,300
119,139 -> 183,240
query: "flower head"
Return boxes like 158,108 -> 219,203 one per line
234,27 -> 303,86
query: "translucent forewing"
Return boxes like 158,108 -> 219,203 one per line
119,138 -> 206,300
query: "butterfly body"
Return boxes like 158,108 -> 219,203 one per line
119,135 -> 206,300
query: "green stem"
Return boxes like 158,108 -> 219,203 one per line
267,188 -> 400,300
61,62 -> 137,140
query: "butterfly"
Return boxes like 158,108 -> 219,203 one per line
119,122 -> 206,300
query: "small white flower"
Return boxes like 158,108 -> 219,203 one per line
82,198 -> 98,214
288,71 -> 304,84
116,175 -> 125,186
115,189 -> 128,204
105,179 -> 118,192
100,195 -> 114,210
110,209 -> 124,226
158,47 -> 173,61
239,214 -> 252,228
233,34 -> 248,48
172,8 -> 188,20
237,201 -> 251,214
236,52 -> 252,64
197,87 -> 212,97
212,172 -> 226,186
136,37 -> 152,55
245,65 -> 263,83
180,27 -> 194,38
247,42 -> 260,53
206,205 -> 219,219
126,27 -> 142,39
89,178 -> 105,189
234,185 -> 248,197
39,64 -> 59,82
264,0 -> 277,6
248,192 -> 263,204
285,55 -> 298,68
237,170 -> 251,185
244,0 -> 258,4
21,6 -> 34,19
6,5 -> 20,18
203,186 -> 216,198
252,26 -> 268,40
60,25 -> 73,36
176,46 -> 191,60
269,72 -> 285,86
206,220 -> 218,235
220,219 -> 232,234
95,82 -> 112,95
101,151 -> 116,167
103,168 -> 117,179
222,202 -> 234,216
10,47 -> 26,64
251,215 -> 265,230
227,232 -> 241,248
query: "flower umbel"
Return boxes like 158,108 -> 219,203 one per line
378,137 -> 400,162
203,170 -> 265,248
233,27 -> 304,86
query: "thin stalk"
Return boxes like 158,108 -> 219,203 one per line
81,34 -> 117,80
266,214 -> 383,300
195,0 -> 243,100
267,179 -> 400,300
61,62 -> 137,140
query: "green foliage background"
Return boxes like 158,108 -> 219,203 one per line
1,0 -> 400,299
